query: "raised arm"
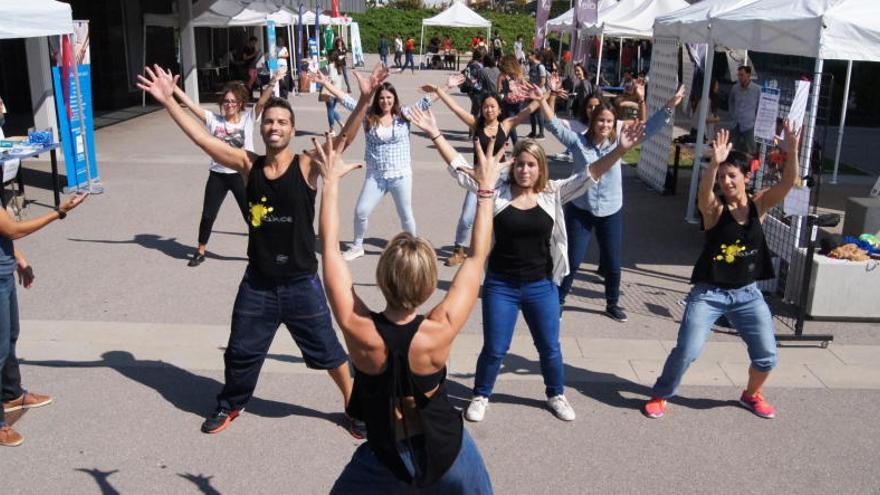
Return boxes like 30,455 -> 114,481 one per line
421,76 -> 474,128
137,65 -> 252,175
172,84 -> 207,122
310,69 -> 348,102
502,81 -> 544,131
634,80 -> 648,121
587,120 -> 645,181
408,107 -> 460,167
426,138 -> 506,346
314,133 -> 379,357
255,66 -> 287,118
697,129 -> 731,224
0,193 -> 87,240
754,120 -> 801,217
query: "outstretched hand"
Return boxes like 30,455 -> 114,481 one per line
272,66 -> 288,83
782,119 -> 801,155
59,192 -> 89,213
136,64 -> 179,105
523,82 -> 545,101
446,73 -> 465,88
470,136 -> 509,188
634,79 -> 646,101
618,121 -> 646,150
665,84 -> 687,109
711,128 -> 733,164
312,132 -> 362,183
310,69 -> 329,86
408,107 -> 440,137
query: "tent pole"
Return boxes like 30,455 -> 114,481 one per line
142,23 -> 147,107
831,59 -> 852,184
595,33 -> 604,86
801,58 -> 824,184
685,42 -> 715,224
419,24 -> 424,70
618,37 -> 623,83
637,43 -> 641,73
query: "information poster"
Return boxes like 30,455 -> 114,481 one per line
50,20 -> 99,191
753,85 -> 780,145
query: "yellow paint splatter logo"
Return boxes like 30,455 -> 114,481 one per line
249,196 -> 274,228
714,240 -> 747,264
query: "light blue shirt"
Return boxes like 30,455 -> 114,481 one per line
341,94 -> 432,179
728,81 -> 761,131
545,107 -> 671,217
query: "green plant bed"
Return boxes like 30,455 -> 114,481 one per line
351,8 -> 538,58
621,145 -> 695,168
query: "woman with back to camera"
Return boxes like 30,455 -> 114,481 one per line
314,132 -> 497,493
408,102 -> 647,423
643,124 -> 800,420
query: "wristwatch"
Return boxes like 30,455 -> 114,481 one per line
54,208 -> 67,220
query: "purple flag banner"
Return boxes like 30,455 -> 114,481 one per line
534,0 -> 552,49
296,3 -> 304,75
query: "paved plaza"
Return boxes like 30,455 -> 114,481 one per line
2,61 -> 879,494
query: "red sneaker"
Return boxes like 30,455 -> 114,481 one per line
739,390 -> 776,419
642,397 -> 667,419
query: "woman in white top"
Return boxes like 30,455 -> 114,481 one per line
409,105 -> 646,423
172,71 -> 283,267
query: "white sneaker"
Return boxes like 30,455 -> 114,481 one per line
547,395 -> 576,421
342,245 -> 365,261
465,396 -> 489,422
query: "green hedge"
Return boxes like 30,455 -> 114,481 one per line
350,7 -> 537,55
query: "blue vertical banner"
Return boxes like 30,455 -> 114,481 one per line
52,21 -> 99,191
296,4 -> 304,76
266,20 -> 278,73
314,6 -> 322,65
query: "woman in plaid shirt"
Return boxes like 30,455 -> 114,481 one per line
317,74 -> 461,261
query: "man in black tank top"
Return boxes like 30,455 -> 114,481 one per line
138,63 -> 390,434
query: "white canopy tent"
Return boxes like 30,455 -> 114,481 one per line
593,0 -> 690,38
419,1 -> 491,69
0,0 -> 73,39
545,0 -> 620,34
656,0 -> 880,221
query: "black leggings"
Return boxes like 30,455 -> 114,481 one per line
198,170 -> 248,246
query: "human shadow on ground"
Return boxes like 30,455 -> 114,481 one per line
178,473 -> 222,495
75,468 -> 120,495
216,345 -> 306,366
210,230 -> 248,237
68,235 -> 247,262
447,352 -> 738,414
20,351 -> 345,427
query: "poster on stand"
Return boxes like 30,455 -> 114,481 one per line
753,85 -> 780,145
50,20 -> 99,192
350,22 -> 364,67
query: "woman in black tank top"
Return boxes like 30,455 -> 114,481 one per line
419,84 -> 541,267
314,134 -> 504,493
644,124 -> 801,421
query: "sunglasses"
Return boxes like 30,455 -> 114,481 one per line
222,100 -> 241,105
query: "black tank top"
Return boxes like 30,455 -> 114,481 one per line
246,155 -> 318,278
489,204 -> 554,281
473,124 -> 507,163
346,312 -> 463,488
690,200 -> 775,288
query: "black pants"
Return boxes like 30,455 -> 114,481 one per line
198,170 -> 248,246
502,101 -> 521,145
530,111 -> 544,136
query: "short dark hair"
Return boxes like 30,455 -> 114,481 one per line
249,36 -> 258,42
737,65 -> 752,75
261,97 -> 295,125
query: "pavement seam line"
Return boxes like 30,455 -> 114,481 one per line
803,363 -> 831,389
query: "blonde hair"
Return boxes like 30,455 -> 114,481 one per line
508,139 -> 549,193
376,232 -> 438,311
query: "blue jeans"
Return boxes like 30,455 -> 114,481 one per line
380,53 -> 388,66
218,268 -> 348,411
402,52 -> 415,73
558,204 -> 623,307
352,174 -> 416,247
651,282 -> 778,399
326,98 -> 343,128
453,191 -> 477,247
0,274 -> 23,425
474,273 -> 564,398
331,429 -> 493,494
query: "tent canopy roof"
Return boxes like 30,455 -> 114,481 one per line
546,0 -> 619,33
422,2 -> 490,29
0,0 -> 73,40
592,0 -> 690,39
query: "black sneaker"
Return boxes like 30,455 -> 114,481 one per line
536,133 -> 546,140
527,132 -> 536,138
605,305 -> 628,323
347,416 -> 367,440
201,408 -> 239,434
187,253 -> 206,267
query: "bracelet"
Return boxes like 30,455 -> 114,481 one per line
477,188 -> 495,198
55,208 -> 67,220
430,134 -> 442,141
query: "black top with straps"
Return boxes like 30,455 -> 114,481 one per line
691,200 -> 775,288
346,312 -> 463,488
488,204 -> 554,282
473,124 -> 507,163
246,155 -> 318,278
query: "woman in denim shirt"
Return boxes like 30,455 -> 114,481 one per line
543,82 -> 685,322
315,75 -> 459,261
408,105 -> 646,423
